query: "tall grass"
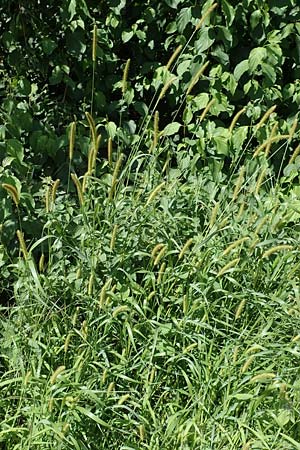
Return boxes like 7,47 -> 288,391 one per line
1,8 -> 300,449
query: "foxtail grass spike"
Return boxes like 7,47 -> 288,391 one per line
166,44 -> 183,71
186,61 -> 209,96
2,183 -> 20,206
255,105 -> 277,131
195,3 -> 218,31
92,24 -> 97,62
69,121 -> 76,161
229,108 -> 245,133
16,230 -> 28,259
122,59 -> 131,95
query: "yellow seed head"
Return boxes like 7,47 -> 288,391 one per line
265,122 -> 278,157
236,201 -> 245,220
107,381 -> 115,397
233,166 -> 245,201
158,76 -> 177,101
288,143 -> 300,165
241,355 -> 255,374
166,44 -> 183,71
64,333 -> 72,354
289,117 -> 298,140
85,112 -> 97,147
199,98 -> 215,122
71,173 -> 84,206
110,224 -> 118,251
146,182 -> 165,206
157,262 -> 166,284
195,3 -> 218,30
255,105 -> 277,131
48,397 -> 54,412
254,215 -> 269,236
2,183 -> 20,206
254,168 -> 267,195
50,365 -> 66,385
139,424 -> 145,441
151,110 -> 159,151
88,273 -> 94,296
109,153 -> 124,201
262,245 -> 293,258
235,299 -> 246,320
112,305 -> 129,318
99,278 -> 112,308
24,370 -> 32,386
229,108 -> 246,133
39,253 -> 45,272
92,24 -> 97,62
233,346 -> 239,364
186,61 -> 210,96
223,237 -> 249,256
102,368 -> 108,384
253,134 -> 290,157
69,121 -> 76,161
118,393 -> 130,405
153,245 -> 167,266
72,307 -> 79,326
250,372 -> 276,382
122,58 -> 131,95
178,238 -> 193,260
16,230 -> 28,259
149,366 -> 156,383
217,258 -> 239,277
51,178 -> 60,204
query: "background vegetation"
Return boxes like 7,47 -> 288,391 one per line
0,0 -> 300,448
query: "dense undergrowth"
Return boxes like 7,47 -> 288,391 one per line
1,2 -> 300,449
1,118 -> 300,448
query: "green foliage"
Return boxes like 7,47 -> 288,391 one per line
0,2 -> 300,447
1,134 -> 300,448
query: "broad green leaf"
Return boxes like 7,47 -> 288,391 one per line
106,122 -> 117,139
195,27 -> 215,53
232,126 -> 248,150
49,66 -> 63,85
275,409 -> 293,428
41,38 -> 57,55
233,60 -> 249,81
250,10 -> 262,29
221,0 -> 235,26
192,93 -> 209,110
6,139 -> 24,164
248,47 -> 267,73
177,7 -> 192,33
262,62 -> 276,84
177,60 -> 192,77
183,107 -> 193,125
122,31 -> 134,43
162,122 -> 182,136
68,0 -> 77,20
212,129 -> 230,155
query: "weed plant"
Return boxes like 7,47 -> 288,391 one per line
1,9 -> 300,450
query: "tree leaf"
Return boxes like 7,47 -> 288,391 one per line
177,7 -> 192,33
162,122 -> 182,136
195,27 -> 215,53
233,60 -> 249,81
222,0 -> 235,26
248,47 -> 267,73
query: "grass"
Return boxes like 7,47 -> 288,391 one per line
0,128 -> 300,449
1,17 -> 300,449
